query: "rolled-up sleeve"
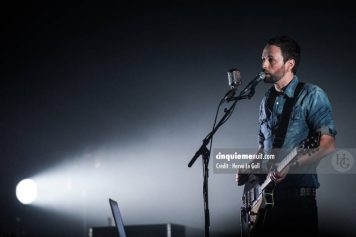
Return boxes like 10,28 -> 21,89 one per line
306,86 -> 337,137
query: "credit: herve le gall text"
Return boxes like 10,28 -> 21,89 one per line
215,162 -> 261,170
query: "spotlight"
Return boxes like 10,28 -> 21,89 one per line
16,179 -> 37,204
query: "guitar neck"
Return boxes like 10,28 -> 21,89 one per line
260,147 -> 298,191
277,147 -> 298,172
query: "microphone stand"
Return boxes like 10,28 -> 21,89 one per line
188,76 -> 262,237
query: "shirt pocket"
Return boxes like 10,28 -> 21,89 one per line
291,105 -> 304,120
289,105 -> 309,139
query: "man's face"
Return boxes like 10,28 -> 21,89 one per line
261,45 -> 288,83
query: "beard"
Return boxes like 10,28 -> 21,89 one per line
263,73 -> 280,83
263,66 -> 287,84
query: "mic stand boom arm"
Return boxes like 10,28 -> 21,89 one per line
187,76 -> 262,237
188,98 -> 237,168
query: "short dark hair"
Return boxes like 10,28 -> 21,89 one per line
267,35 -> 301,74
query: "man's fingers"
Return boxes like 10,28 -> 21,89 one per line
271,172 -> 282,183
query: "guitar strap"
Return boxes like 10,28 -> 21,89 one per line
272,82 -> 305,149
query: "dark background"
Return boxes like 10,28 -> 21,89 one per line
1,1 -> 356,237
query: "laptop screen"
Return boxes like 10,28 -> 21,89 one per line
109,198 -> 127,237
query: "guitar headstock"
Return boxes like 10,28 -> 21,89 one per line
297,132 -> 321,155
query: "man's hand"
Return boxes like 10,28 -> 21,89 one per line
270,163 -> 291,183
235,146 -> 263,186
270,160 -> 300,183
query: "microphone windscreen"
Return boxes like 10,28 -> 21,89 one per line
227,68 -> 241,89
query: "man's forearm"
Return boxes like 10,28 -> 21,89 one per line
297,134 -> 336,166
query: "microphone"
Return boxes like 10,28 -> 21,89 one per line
224,68 -> 241,101
228,68 -> 242,88
245,71 -> 266,88
255,71 -> 266,82
240,72 -> 266,99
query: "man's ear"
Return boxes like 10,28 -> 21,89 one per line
286,59 -> 295,72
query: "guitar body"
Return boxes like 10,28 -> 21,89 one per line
241,174 -> 270,237
239,133 -> 320,237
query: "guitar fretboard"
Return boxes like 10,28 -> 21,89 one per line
260,147 -> 298,191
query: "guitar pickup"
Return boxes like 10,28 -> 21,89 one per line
249,211 -> 258,216
263,191 -> 274,206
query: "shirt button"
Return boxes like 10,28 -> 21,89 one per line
276,102 -> 279,105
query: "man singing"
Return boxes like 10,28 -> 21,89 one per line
237,35 -> 336,237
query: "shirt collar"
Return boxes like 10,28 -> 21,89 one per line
267,76 -> 299,98
283,76 -> 299,98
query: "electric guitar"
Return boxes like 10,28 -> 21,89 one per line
240,132 -> 321,237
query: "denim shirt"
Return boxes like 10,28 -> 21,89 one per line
258,76 -> 337,188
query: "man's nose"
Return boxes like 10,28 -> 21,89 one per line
262,60 -> 268,70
